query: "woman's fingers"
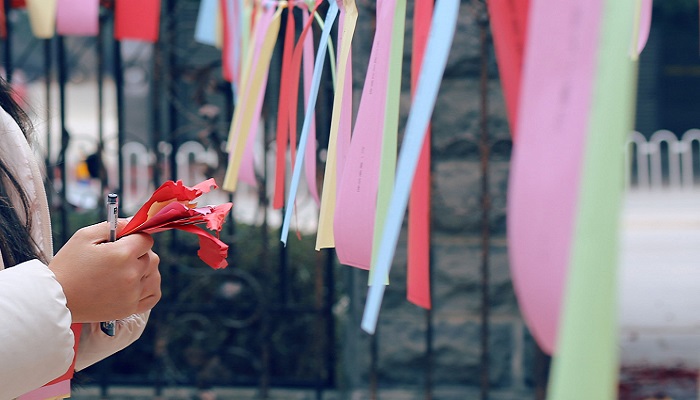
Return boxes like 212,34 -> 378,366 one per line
49,222 -> 162,323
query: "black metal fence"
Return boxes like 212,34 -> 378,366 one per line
1,1 -> 522,399
3,1 -> 338,396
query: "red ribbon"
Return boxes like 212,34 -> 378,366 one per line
273,0 -> 323,209
486,0 -> 530,137
114,0 -> 161,43
272,1 -> 297,209
406,0 -> 433,310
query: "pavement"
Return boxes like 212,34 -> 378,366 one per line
619,189 -> 700,370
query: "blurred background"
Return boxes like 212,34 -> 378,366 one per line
4,0 -> 700,399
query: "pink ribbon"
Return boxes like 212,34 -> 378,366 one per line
334,0 -> 398,269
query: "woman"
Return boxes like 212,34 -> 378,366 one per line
0,76 -> 162,399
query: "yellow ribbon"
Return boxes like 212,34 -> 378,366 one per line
315,0 -> 358,250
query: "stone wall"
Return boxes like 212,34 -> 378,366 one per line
337,1 -> 541,398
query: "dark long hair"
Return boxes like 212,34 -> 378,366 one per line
0,75 -> 42,267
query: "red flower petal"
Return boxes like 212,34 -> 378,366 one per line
203,203 -> 233,232
120,178 -> 219,237
176,224 -> 229,269
116,178 -> 232,269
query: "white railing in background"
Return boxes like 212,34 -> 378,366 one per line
102,130 -> 700,213
119,140 -> 220,212
626,129 -> 700,191
119,139 -> 318,232
121,141 -> 152,210
113,130 -> 700,225
175,140 -> 219,186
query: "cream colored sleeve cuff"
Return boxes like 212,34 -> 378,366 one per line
75,311 -> 150,371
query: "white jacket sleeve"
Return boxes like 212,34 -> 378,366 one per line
75,311 -> 150,371
0,260 -> 74,400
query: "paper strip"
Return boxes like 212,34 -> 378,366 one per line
232,5 -> 272,149
239,5 -> 273,187
237,43 -> 270,187
284,2 -> 330,210
220,0 -> 237,82
273,1 -> 298,209
25,0 -> 57,39
361,0 -> 459,334
284,4 -> 316,179
303,9 -> 320,205
369,0 -> 406,283
225,5 -> 267,160
0,1 -> 6,39
547,0 -> 637,398
195,0 -> 219,46
333,0 -> 399,269
280,0 -> 339,244
272,1 -> 323,207
56,0 -> 99,36
114,0 -> 161,43
486,0 -> 530,135
406,0 -> 433,309
223,5 -> 283,192
231,0 -> 243,87
315,0 -> 357,250
240,0 -> 253,70
631,0 -> 652,59
506,0 -> 604,355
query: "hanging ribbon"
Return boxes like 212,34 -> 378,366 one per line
239,4 -> 273,187
302,8 -> 319,205
0,1 -> 6,39
219,0 -> 236,83
240,0 -> 253,68
631,0 -> 652,60
274,0 -> 328,209
195,0 -> 219,46
333,0 -> 399,269
406,0 -> 433,309
56,0 -> 99,36
114,0 -> 161,43
361,0 -> 459,334
368,0 -> 406,283
220,0 -> 244,86
227,5 -> 269,156
315,0 -> 357,250
275,0 -> 324,229
547,0 -> 637,398
223,4 -> 283,192
25,0 -> 57,39
486,0 -> 530,136
230,0 -> 243,88
295,2 -> 336,207
507,0 -> 604,356
272,0 -> 298,209
280,0 -> 339,244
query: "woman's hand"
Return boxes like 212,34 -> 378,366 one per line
49,219 -> 161,323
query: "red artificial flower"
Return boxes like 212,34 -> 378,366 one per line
118,178 -> 232,269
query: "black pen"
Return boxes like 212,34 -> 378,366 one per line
100,193 -> 118,336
